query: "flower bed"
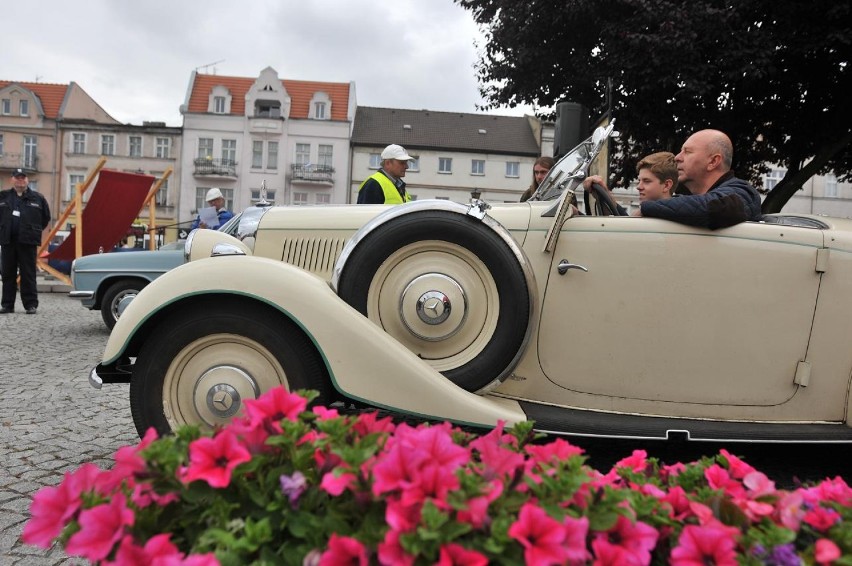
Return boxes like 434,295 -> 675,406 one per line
23,388 -> 851,565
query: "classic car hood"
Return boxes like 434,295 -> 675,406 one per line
72,249 -> 185,272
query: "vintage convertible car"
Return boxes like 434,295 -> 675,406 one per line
90,123 -> 852,443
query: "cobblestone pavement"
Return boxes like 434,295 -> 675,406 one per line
0,291 -> 137,565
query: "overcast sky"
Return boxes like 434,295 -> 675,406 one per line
5,0 -> 533,126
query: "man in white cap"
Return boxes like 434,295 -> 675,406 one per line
357,144 -> 413,204
190,188 -> 234,230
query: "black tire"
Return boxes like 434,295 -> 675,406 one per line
100,278 -> 146,330
337,210 -> 530,392
129,300 -> 331,437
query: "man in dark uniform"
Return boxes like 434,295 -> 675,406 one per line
0,169 -> 51,314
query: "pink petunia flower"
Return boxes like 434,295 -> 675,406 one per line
384,497 -> 422,532
777,491 -> 805,530
803,506 -> 841,532
436,543 -> 489,566
591,537 -> 640,566
180,430 -> 251,488
457,480 -> 504,529
319,533 -> 369,566
670,524 -> 738,566
102,427 -> 159,493
320,470 -> 357,496
525,438 -> 585,464
719,449 -> 756,479
353,411 -> 397,436
594,514 -> 658,566
377,529 -> 415,566
815,538 -> 841,565
22,463 -> 103,548
662,486 -> 692,520
102,533 -> 195,566
65,496 -> 135,562
508,502 -> 587,565
614,450 -> 649,474
743,470 -> 776,498
469,423 -> 525,480
704,464 -> 746,498
800,476 -> 852,507
242,386 -> 307,433
312,405 -> 340,420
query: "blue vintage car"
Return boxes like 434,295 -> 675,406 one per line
70,214 -> 244,329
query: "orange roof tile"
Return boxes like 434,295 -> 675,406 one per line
0,81 -> 69,119
187,73 -> 351,121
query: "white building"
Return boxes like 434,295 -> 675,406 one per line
178,67 -> 356,229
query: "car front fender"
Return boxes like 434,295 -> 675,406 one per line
101,255 -> 526,428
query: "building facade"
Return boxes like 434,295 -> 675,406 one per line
178,66 -> 355,226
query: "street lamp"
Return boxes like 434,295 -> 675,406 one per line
470,188 -> 482,200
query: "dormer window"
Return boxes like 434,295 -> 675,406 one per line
208,86 -> 232,114
255,100 -> 281,118
315,102 -> 327,119
214,96 -> 226,113
310,91 -> 331,120
20,99 -> 29,117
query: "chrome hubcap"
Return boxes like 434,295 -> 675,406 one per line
400,274 -> 467,341
194,365 -> 258,424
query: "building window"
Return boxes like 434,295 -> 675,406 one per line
471,160 -> 485,175
267,141 -> 278,170
197,138 -> 213,159
71,133 -> 86,154
255,100 -> 281,118
196,187 -> 234,212
825,173 -> 838,198
293,192 -> 308,206
101,134 -> 115,156
19,99 -> 29,117
763,168 -> 786,191
310,92 -> 331,120
316,193 -> 331,205
314,102 -> 326,119
369,153 -> 381,169
67,174 -> 86,201
155,178 -> 169,206
505,161 -> 520,178
23,136 -> 37,168
251,188 -> 276,203
407,156 -> 420,172
214,96 -> 226,114
295,143 -> 310,165
155,137 -> 170,159
439,157 -> 453,174
129,136 -> 142,157
221,139 -> 236,164
318,144 -> 333,168
1,99 -> 9,115
252,141 -> 263,169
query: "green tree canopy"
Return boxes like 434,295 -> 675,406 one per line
457,0 -> 851,212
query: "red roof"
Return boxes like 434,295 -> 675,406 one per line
187,73 -> 351,121
0,81 -> 69,119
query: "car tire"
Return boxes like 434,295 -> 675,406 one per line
100,279 -> 146,330
129,300 -> 331,437
337,210 -> 530,392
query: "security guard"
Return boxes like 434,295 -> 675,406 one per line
357,144 -> 413,204
1,169 -> 51,314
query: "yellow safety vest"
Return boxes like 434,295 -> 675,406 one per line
359,171 -> 411,204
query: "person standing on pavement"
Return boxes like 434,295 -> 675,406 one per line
357,144 -> 413,204
190,188 -> 234,230
0,169 -> 51,314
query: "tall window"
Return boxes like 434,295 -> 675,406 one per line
221,139 -> 236,164
293,192 -> 308,205
155,178 -> 169,206
295,143 -> 310,165
129,136 -> 142,157
252,141 -> 263,168
318,144 -> 333,168
198,138 -> 213,159
155,137 -> 170,158
825,173 -> 838,198
267,141 -> 279,170
67,174 -> 86,201
23,136 -> 37,168
763,168 -> 786,191
251,188 -> 276,203
316,193 -> 331,205
369,153 -> 381,169
1,99 -> 9,114
214,96 -> 226,113
471,160 -> 485,175
73,133 -> 86,154
101,134 -> 115,156
314,102 -> 326,119
407,156 -> 420,172
505,161 -> 520,177
438,157 -> 453,174
19,99 -> 29,116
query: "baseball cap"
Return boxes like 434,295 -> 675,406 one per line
11,168 -> 27,178
205,188 -> 223,201
381,144 -> 413,161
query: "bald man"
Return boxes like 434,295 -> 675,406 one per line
638,129 -> 761,229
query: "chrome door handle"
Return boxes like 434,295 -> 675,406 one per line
557,260 -> 588,275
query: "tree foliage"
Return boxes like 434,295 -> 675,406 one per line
456,0 -> 851,212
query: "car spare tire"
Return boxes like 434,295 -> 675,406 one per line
336,209 -> 530,392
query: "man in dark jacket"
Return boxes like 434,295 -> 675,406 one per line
639,130 -> 762,229
0,169 -> 51,314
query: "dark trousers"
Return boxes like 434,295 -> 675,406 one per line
1,242 -> 38,310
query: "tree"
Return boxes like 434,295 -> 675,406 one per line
456,0 -> 851,212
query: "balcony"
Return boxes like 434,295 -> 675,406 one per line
290,164 -> 334,186
193,158 -> 237,178
0,153 -> 39,173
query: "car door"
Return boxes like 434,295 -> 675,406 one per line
538,216 -> 824,407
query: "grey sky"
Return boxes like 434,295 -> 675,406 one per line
6,0 -> 532,126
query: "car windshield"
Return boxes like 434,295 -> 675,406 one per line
218,212 -> 242,236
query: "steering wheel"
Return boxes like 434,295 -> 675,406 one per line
588,183 -> 628,216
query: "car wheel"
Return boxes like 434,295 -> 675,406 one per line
100,279 -> 146,330
337,210 -> 530,392
129,300 -> 331,437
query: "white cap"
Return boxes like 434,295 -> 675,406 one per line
205,188 -> 223,202
381,144 -> 413,161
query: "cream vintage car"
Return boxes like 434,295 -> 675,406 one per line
90,123 -> 852,443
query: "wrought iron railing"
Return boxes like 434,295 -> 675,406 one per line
0,153 -> 38,172
193,158 -> 237,176
290,164 -> 334,183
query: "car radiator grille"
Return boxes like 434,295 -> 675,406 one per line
281,237 -> 347,281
